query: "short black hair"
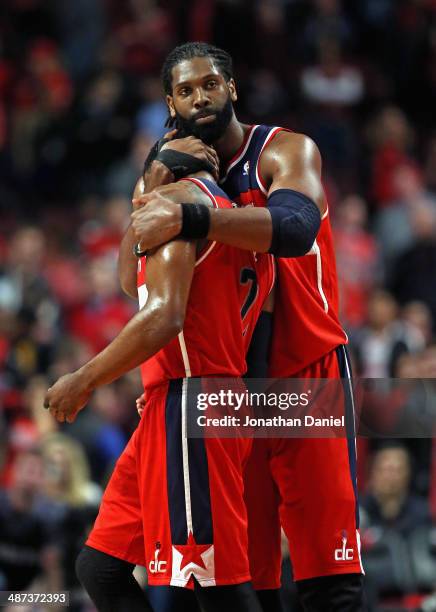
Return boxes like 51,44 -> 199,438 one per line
161,42 -> 233,97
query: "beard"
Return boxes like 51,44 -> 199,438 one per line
174,95 -> 234,144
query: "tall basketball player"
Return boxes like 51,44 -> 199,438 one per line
128,42 -> 365,612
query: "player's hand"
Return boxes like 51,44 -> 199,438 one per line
136,393 -> 146,418
43,371 -> 92,424
160,134 -> 219,180
131,191 -> 182,250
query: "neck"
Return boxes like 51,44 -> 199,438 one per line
212,116 -> 249,164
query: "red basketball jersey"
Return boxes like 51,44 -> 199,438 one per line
220,124 -> 347,376
137,177 -> 275,390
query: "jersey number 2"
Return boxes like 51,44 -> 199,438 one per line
240,267 -> 258,320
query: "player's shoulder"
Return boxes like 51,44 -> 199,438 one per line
265,129 -> 320,157
261,128 -> 322,172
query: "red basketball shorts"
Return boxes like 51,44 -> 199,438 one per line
87,378 -> 252,587
244,345 -> 364,587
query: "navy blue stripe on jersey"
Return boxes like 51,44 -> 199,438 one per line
186,380 -> 213,544
165,378 -> 213,545
165,378 -> 188,544
336,345 -> 360,529
219,182 -> 246,202
220,125 -> 274,199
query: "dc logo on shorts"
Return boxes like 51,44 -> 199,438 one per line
334,531 -> 354,561
149,542 -> 167,574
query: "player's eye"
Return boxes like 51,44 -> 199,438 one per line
178,88 -> 191,97
206,81 -> 217,89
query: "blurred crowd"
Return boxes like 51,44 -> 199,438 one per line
1,0 -> 436,610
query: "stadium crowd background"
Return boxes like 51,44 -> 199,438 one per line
0,0 -> 436,610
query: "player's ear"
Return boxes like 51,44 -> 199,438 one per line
166,95 -> 176,119
228,79 -> 237,102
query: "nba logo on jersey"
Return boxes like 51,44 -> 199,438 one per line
243,161 -> 250,175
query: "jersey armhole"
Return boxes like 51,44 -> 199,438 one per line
179,177 -> 219,209
179,177 -> 219,266
256,127 -> 293,195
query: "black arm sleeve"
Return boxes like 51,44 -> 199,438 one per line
267,188 -> 321,258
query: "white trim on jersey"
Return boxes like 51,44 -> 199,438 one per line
178,332 -> 192,378
181,378 -> 193,534
137,284 -> 148,309
268,256 -> 276,297
253,127 -> 331,222
355,530 -> 365,575
219,125 -> 259,183
342,344 -> 357,457
180,177 -> 220,268
242,271 -> 259,323
311,240 -> 329,313
182,177 -> 219,209
341,345 -> 365,575
137,259 -> 148,309
255,126 -> 283,196
195,242 -> 216,267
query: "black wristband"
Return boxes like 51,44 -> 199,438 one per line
180,203 -> 210,240
156,149 -> 215,180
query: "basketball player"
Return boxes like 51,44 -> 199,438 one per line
44,166 -> 274,611
128,42 -> 365,611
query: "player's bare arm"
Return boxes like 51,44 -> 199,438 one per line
118,134 -> 219,299
131,176 -> 213,250
259,131 -> 325,213
132,131 -> 324,255
44,238 -> 196,424
118,163 -> 173,300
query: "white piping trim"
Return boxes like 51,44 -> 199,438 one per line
341,345 -> 365,574
342,345 -> 357,453
342,346 -> 364,574
178,332 -> 192,378
195,242 -> 216,267
183,177 -> 219,209
268,256 -> 276,296
242,281 -> 259,322
181,378 -> 193,535
137,283 -> 148,309
219,125 -> 258,183
255,127 -> 282,195
181,177 -> 219,267
312,240 -> 329,313
321,206 -> 329,220
355,530 -> 365,575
